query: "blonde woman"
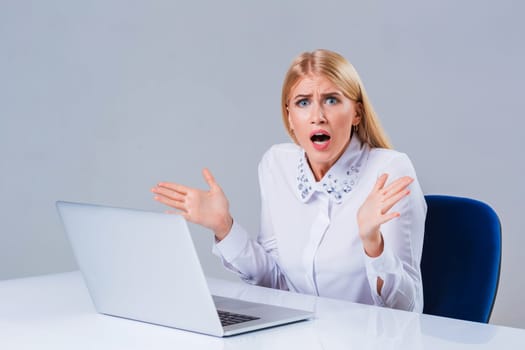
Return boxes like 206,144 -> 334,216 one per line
152,50 -> 426,312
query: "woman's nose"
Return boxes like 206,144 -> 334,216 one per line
310,104 -> 327,124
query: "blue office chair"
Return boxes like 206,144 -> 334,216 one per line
421,195 -> 501,323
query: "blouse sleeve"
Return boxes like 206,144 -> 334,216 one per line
212,154 -> 289,290
363,152 -> 426,312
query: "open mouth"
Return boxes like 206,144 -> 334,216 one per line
310,130 -> 331,151
310,132 -> 331,144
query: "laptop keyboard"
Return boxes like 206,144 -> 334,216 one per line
218,310 -> 260,327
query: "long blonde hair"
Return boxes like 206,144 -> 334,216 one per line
281,49 -> 392,149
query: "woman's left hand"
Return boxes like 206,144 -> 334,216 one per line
357,173 -> 413,257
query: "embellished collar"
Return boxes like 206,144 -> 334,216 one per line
296,136 -> 369,204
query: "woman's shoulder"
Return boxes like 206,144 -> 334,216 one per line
368,147 -> 417,175
259,143 -> 302,173
369,147 -> 411,163
261,143 -> 301,162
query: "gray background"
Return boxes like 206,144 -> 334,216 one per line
1,0 -> 524,328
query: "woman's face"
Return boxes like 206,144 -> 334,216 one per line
287,74 -> 361,180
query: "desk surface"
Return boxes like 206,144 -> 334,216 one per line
1,272 -> 523,349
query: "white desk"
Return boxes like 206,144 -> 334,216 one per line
1,272 -> 523,349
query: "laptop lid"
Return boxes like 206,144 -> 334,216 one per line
56,201 -> 313,337
56,201 -> 224,336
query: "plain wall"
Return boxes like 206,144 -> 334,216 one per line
1,0 -> 524,328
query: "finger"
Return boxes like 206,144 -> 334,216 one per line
374,173 -> 389,191
156,182 -> 188,195
154,194 -> 188,212
381,176 -> 413,198
378,211 -> 401,225
165,209 -> 192,222
152,186 -> 185,202
202,168 -> 220,191
381,189 -> 410,214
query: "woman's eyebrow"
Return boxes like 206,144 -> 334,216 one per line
292,94 -> 312,101
320,91 -> 343,97
292,91 -> 343,101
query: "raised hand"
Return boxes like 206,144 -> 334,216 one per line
357,173 -> 413,257
151,168 -> 233,240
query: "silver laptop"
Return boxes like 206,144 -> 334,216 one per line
56,201 -> 313,337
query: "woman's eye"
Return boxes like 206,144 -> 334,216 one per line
325,97 -> 338,105
296,99 -> 310,107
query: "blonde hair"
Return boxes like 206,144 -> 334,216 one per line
281,49 -> 392,149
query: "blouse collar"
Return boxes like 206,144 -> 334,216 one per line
296,136 -> 369,204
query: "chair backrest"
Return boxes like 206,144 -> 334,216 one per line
421,195 -> 501,323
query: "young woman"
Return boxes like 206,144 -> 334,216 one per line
152,49 -> 426,312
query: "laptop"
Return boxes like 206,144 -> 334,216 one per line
56,201 -> 313,337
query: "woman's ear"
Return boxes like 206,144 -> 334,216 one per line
287,106 -> 294,131
355,102 -> 364,124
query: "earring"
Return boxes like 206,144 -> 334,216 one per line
353,124 -> 359,133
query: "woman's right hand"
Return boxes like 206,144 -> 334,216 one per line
151,168 -> 233,240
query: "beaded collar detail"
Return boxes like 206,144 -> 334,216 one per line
296,136 -> 369,204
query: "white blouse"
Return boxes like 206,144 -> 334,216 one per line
213,136 -> 426,312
